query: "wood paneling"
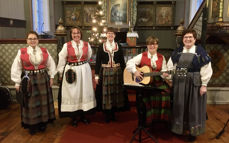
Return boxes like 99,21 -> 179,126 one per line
0,17 -> 26,28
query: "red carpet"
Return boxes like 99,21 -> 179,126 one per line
59,108 -> 186,143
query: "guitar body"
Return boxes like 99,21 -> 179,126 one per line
136,66 -> 153,84
123,68 -> 140,86
123,65 -> 153,85
124,65 -> 174,87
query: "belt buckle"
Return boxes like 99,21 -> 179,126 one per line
177,68 -> 187,77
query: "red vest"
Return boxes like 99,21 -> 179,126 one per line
140,52 -> 163,72
20,47 -> 48,70
67,41 -> 88,62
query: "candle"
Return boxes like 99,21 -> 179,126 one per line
129,21 -> 130,27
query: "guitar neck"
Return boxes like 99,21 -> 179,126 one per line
143,72 -> 162,77
143,70 -> 171,77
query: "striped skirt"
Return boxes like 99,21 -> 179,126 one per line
143,76 -> 171,123
20,71 -> 55,128
100,66 -> 125,110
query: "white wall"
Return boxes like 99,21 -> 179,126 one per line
0,0 -> 25,20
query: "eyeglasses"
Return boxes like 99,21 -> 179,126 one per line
148,43 -> 158,46
184,36 -> 194,39
72,32 -> 81,35
27,38 -> 38,41
107,32 -> 114,35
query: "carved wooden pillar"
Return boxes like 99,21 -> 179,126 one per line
175,19 -> 185,48
218,0 -> 224,22
55,18 -> 67,54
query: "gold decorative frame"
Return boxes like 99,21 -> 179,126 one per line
63,2 -> 82,26
155,4 -> 173,26
136,2 -> 155,26
108,0 -> 129,26
83,2 -> 97,26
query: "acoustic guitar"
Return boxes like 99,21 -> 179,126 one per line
123,65 -> 171,86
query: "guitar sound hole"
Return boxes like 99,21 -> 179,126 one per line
136,78 -> 141,83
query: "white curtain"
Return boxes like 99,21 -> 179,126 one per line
32,0 -> 50,34
189,0 -> 204,23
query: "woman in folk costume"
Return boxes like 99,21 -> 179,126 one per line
126,36 -> 171,124
167,29 -> 212,141
11,31 -> 56,135
95,27 -> 127,123
57,26 -> 96,127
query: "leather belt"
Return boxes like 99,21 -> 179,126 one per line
25,69 -> 46,74
102,63 -> 120,68
67,61 -> 88,66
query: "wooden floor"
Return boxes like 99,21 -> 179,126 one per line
0,103 -> 228,143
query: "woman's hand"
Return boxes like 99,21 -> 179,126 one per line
50,78 -> 53,87
15,85 -> 20,92
200,85 -> 207,96
134,70 -> 143,81
59,76 -> 62,81
162,72 -> 169,77
95,79 -> 99,85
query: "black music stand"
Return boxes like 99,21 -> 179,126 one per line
125,84 -> 159,143
216,119 -> 229,139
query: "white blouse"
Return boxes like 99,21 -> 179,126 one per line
167,45 -> 213,86
126,51 -> 168,74
105,40 -> 116,53
56,40 -> 92,75
11,46 -> 57,86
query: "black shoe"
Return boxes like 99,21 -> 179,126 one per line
105,113 -> 111,123
39,125 -> 46,132
111,113 -> 116,121
185,136 -> 196,142
72,119 -> 78,127
105,116 -> 110,123
81,118 -> 90,124
29,129 -> 36,135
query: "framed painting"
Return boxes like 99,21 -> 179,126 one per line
136,2 -> 155,26
83,2 -> 97,26
108,0 -> 128,25
224,0 -> 229,21
155,5 -> 173,26
208,0 -> 220,22
211,0 -> 220,19
63,3 -> 82,26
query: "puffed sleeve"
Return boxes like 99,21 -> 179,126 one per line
167,57 -> 176,71
200,62 -> 213,86
161,56 -> 168,72
57,43 -> 68,76
126,53 -> 142,74
11,50 -> 23,86
166,57 -> 176,80
46,50 -> 57,78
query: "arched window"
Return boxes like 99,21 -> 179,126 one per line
189,0 -> 203,23
32,0 -> 50,34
